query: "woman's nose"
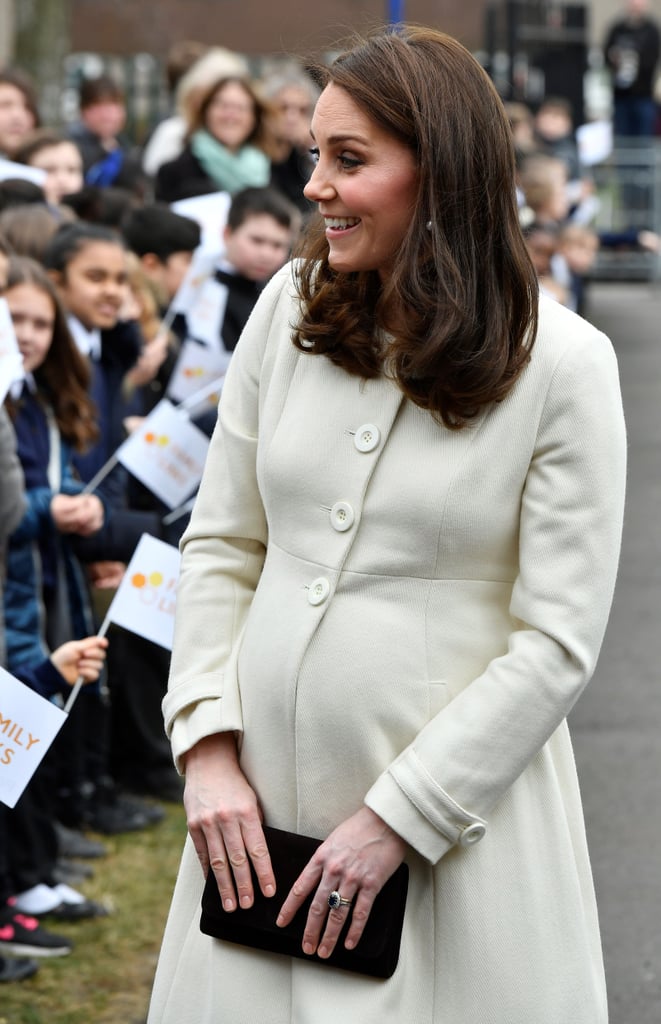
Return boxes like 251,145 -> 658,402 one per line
304,162 -> 336,202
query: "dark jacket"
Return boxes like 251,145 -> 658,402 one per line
4,393 -> 96,673
605,16 -> 661,97
70,319 -> 167,563
68,121 -> 146,196
154,145 -> 219,203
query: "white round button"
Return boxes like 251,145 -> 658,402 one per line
308,577 -> 331,606
458,823 -> 486,847
330,501 -> 355,532
354,423 -> 381,453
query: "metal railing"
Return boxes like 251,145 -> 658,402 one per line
588,140 -> 661,282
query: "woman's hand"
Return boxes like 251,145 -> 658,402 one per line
183,733 -> 276,912
276,806 -> 407,959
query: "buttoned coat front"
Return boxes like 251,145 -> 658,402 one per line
149,264 -> 626,1024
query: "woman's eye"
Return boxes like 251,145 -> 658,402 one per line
339,154 -> 361,169
309,147 -> 320,164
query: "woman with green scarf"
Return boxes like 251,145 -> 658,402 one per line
155,75 -> 275,203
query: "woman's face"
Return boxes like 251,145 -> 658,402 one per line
6,283 -> 55,374
56,241 -> 128,331
304,83 -> 418,279
29,142 -> 84,205
204,81 -> 257,152
0,83 -> 35,157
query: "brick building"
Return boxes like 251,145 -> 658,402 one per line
69,1 -> 487,61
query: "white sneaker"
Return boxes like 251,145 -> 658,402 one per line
11,884 -> 61,915
52,883 -> 85,906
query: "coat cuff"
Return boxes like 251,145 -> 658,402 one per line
364,749 -> 487,864
163,673 -> 244,773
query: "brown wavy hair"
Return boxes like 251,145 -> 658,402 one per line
5,257 -> 98,451
293,26 -> 538,428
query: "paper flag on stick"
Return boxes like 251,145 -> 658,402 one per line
171,191 -> 231,255
0,298 -> 24,404
0,667 -> 68,808
167,338 -> 231,403
169,247 -> 220,316
105,533 -> 181,650
116,399 -> 209,508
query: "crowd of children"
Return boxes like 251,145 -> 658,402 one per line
0,42 -> 302,984
509,94 -> 660,315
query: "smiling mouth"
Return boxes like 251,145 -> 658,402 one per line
325,217 -> 361,232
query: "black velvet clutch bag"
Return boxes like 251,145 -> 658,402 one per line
200,824 -> 409,979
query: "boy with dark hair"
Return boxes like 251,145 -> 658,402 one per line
120,203 -> 201,312
213,185 -> 300,351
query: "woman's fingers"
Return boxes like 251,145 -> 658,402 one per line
276,857 -> 322,930
183,737 -> 276,912
241,820 -> 276,899
191,818 -> 275,911
320,888 -> 373,957
277,806 -> 407,958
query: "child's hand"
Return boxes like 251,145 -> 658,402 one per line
51,494 -> 104,535
125,330 -> 170,388
50,636 -> 109,685
87,560 -> 126,589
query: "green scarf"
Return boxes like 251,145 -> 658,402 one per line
190,129 -> 270,194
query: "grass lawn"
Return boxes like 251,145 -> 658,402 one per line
1,801 -> 187,1024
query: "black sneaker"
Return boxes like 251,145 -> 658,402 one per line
54,822 -> 108,859
85,800 -> 152,835
117,793 -> 166,825
0,912 -> 73,958
0,956 -> 39,982
52,859 -> 95,886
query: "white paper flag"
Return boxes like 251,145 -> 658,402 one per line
169,247 -> 220,317
185,275 -> 229,350
167,338 -> 231,403
106,533 -> 181,649
0,157 -> 47,186
117,399 -> 209,508
171,191 -> 231,254
0,298 -> 24,404
0,667 -> 68,808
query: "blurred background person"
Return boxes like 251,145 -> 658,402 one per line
0,69 -> 39,160
14,129 -> 84,207
67,73 -> 146,197
262,66 -> 319,219
154,73 -> 275,202
604,0 -> 660,137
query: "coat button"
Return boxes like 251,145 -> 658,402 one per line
308,577 -> 331,605
458,823 -> 486,847
330,501 -> 355,532
354,424 -> 380,453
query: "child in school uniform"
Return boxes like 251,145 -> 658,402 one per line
2,255 -> 111,923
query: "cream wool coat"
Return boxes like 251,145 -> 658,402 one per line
149,264 -> 626,1024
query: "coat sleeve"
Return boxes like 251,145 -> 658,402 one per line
162,268 -> 292,770
364,327 -> 627,863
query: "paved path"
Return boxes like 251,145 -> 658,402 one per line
569,282 -> 661,1024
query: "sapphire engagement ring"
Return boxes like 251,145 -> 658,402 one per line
328,890 -> 352,910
